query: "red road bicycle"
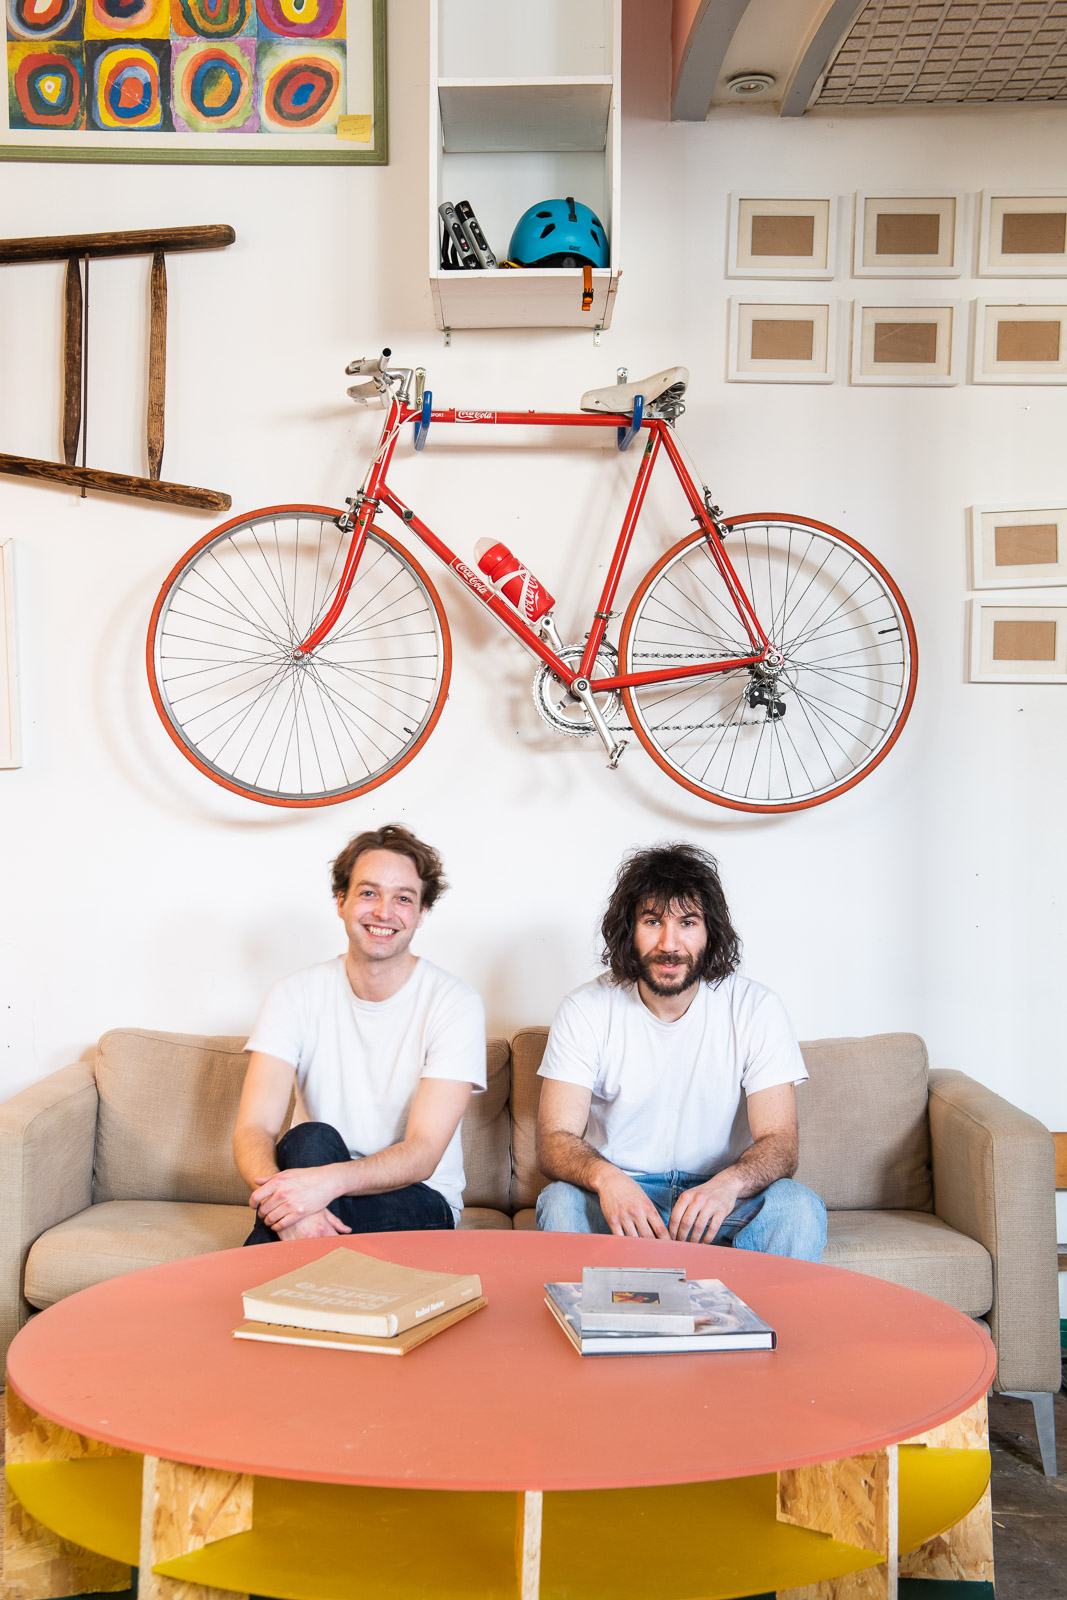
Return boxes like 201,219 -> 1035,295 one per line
147,352 -> 917,814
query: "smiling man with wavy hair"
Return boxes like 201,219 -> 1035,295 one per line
535,842 -> 826,1259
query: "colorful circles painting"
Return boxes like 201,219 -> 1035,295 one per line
85,0 -> 167,38
7,0 -> 82,42
172,37 -> 253,129
5,0 -> 373,149
255,0 -> 341,40
171,0 -> 251,41
257,37 -> 340,131
87,39 -> 170,126
8,41 -> 84,122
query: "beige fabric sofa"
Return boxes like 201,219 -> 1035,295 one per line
1,1026 -> 1059,1443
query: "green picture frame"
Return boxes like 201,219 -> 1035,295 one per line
1,0 -> 385,164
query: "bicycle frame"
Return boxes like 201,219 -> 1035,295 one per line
295,395 -> 774,695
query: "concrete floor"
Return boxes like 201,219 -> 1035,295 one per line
986,1371 -> 1067,1600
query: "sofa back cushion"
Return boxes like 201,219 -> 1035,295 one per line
460,1039 -> 512,1212
93,1027 -> 514,1213
93,1029 -> 251,1205
509,1025 -> 933,1215
795,1033 -> 932,1212
511,1026 -> 550,1210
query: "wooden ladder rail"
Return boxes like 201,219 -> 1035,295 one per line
0,225 -> 235,513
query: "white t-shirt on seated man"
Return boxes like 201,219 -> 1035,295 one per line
234,825 -> 486,1242
535,842 -> 827,1261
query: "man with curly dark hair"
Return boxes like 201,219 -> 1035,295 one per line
535,842 -> 826,1259
235,825 -> 485,1243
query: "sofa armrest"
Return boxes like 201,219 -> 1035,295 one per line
0,1063 -> 99,1363
928,1067 -> 1059,1393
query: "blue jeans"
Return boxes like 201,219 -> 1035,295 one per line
243,1121 -> 454,1245
535,1171 -> 826,1262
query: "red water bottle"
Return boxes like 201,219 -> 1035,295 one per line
475,538 -> 555,623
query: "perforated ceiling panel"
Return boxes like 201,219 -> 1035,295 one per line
818,0 -> 1067,103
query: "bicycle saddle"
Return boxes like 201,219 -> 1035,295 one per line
580,366 -> 688,414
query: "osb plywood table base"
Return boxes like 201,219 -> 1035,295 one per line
2,1235 -> 997,1600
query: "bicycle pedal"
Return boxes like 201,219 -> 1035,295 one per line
607,739 -> 628,770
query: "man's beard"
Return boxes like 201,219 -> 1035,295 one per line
638,950 -> 702,996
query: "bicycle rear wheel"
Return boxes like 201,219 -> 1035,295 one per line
147,505 -> 451,807
619,514 -> 917,813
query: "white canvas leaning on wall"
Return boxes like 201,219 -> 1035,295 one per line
0,540 -> 19,769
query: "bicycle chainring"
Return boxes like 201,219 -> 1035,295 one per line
532,643 -> 626,737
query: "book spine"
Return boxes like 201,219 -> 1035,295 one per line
386,1274 -> 481,1335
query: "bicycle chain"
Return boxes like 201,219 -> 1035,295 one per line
536,648 -> 773,733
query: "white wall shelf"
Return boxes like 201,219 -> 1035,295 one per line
430,0 -> 621,332
438,80 -> 613,154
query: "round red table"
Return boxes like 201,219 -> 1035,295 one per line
4,1232 -> 996,1600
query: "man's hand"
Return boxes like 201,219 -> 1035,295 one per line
274,1208 -> 351,1241
250,1164 -> 345,1231
595,1167 -> 668,1239
668,1172 -> 743,1243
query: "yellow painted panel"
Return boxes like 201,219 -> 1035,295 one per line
5,1458 -> 143,1564
898,1446 -> 990,1553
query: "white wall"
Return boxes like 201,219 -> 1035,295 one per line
1,0 -> 1065,1143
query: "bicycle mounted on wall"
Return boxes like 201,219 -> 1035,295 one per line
147,350 -> 917,814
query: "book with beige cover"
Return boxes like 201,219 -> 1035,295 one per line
234,1296 -> 488,1355
241,1248 -> 482,1338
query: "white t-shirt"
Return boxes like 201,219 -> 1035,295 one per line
246,956 -> 486,1221
537,972 -> 807,1178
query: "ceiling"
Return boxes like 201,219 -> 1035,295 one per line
671,0 -> 1067,117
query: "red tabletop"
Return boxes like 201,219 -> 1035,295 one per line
6,1232 -> 995,1493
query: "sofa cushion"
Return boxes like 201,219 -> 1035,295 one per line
458,1207 -> 513,1230
823,1210 -> 992,1317
510,1027 -> 549,1211
24,1200 -> 251,1308
796,1034 -> 933,1212
93,1030 -> 251,1205
460,1040 -> 511,1212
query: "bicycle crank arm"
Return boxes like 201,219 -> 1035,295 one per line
571,676 -> 627,768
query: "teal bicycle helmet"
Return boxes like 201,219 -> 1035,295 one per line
508,196 -> 609,268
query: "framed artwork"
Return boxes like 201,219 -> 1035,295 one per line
979,193 -> 1067,277
850,301 -> 958,386
727,196 -> 836,279
727,299 -> 835,383
970,504 -> 1067,589
853,193 -> 963,278
972,301 -> 1067,384
0,0 -> 385,163
0,540 -> 19,768
969,599 -> 1067,683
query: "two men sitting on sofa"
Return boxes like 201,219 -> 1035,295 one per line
234,825 -> 825,1262
234,825 -> 486,1243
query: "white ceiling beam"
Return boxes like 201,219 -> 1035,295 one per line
780,0 -> 866,115
671,0 -> 753,120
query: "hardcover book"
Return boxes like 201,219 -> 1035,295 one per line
547,1278 -> 776,1356
579,1265 -> 695,1334
233,1296 -> 487,1356
241,1248 -> 482,1338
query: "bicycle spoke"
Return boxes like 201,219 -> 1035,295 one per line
151,513 -> 448,803
623,516 -> 914,809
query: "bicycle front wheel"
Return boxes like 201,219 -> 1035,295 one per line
147,505 -> 452,807
619,514 -> 917,813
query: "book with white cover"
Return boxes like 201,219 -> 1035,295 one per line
241,1248 -> 482,1338
580,1265 -> 695,1334
233,1296 -> 487,1355
547,1278 -> 776,1355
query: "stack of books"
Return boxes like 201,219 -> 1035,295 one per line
234,1247 -> 486,1356
544,1265 -> 776,1357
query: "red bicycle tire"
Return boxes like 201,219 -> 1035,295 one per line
618,512 -> 918,814
147,504 -> 453,809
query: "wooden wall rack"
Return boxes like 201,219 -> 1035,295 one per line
0,225 -> 235,513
